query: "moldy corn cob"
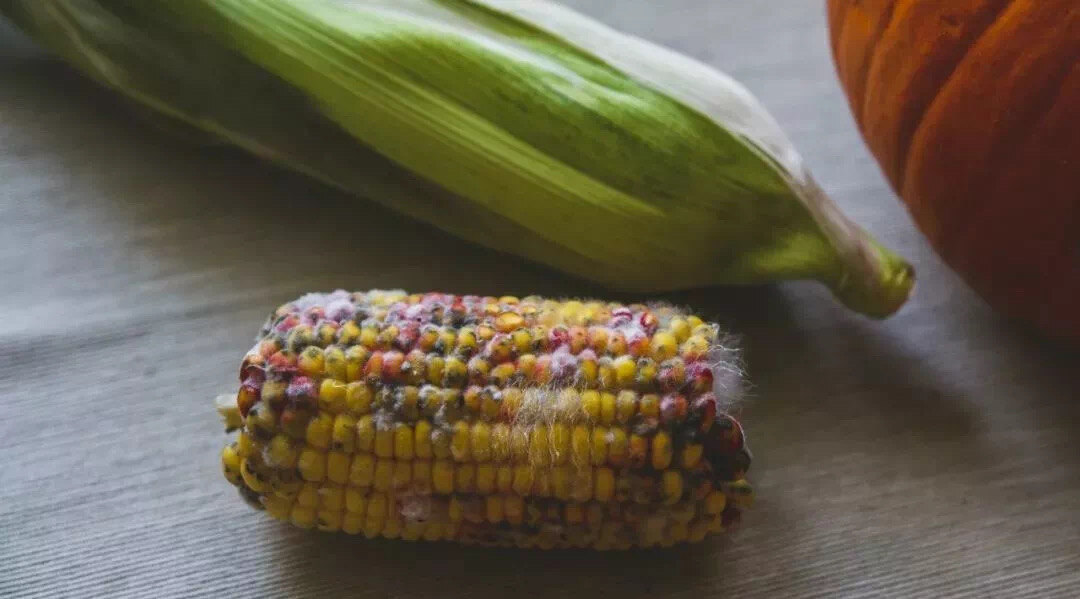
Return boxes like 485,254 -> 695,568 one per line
217,290 -> 753,549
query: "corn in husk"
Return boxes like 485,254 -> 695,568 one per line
1,0 -> 913,317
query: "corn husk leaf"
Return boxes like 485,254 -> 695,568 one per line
0,0 -> 914,317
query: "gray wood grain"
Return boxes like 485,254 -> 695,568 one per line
2,2 -> 1078,598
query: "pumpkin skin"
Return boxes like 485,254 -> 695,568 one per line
827,1 -> 1080,342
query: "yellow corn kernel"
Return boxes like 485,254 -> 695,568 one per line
549,423 -> 571,465
580,390 -> 601,423
502,388 -> 524,419
552,466 -> 572,501
607,429 -> 628,467
235,432 -> 255,458
651,431 -> 673,470
348,454 -> 375,488
422,520 -> 445,542
615,391 -> 636,423
496,465 -> 514,493
393,460 -> 412,489
597,392 -> 616,424
529,426 -> 549,466
326,451 -> 351,485
345,488 -> 368,513
470,422 -> 492,462
262,495 -> 292,520
590,428 -> 608,466
263,434 -> 295,469
682,334 -> 708,358
341,512 -> 364,534
504,495 -> 524,525
485,495 -> 505,523
373,459 -> 394,492
412,460 -> 432,494
571,425 -> 591,465
413,420 -> 433,459
509,427 -> 530,463
613,356 -> 635,386
319,485 -> 345,511
392,423 -> 414,460
344,382 -> 372,415
296,483 -> 319,508
511,329 -> 532,354
290,505 -> 316,529
374,425 -> 394,458
639,394 -> 660,419
319,379 -> 347,414
382,513 -> 403,539
650,331 -> 679,361
330,414 -> 356,453
239,457 -> 269,492
681,444 -> 704,469
433,460 -> 454,494
345,345 -> 369,381
222,444 -> 242,485
512,465 -> 534,496
455,463 -> 476,493
668,318 -> 691,343
431,427 -> 452,460
442,356 -> 467,387
363,494 -> 387,538
298,346 -> 325,376
447,497 -> 465,522
355,415 -> 375,452
451,421 -> 471,462
297,449 -> 326,482
594,467 -> 615,502
489,362 -> 516,387
476,464 -> 496,494
305,412 -> 334,451
661,471 -> 683,505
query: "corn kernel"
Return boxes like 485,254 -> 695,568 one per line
331,414 -> 357,453
704,491 -> 727,515
297,449 -> 326,482
529,426 -> 550,466
433,460 -> 454,494
571,425 -> 591,465
265,434 -> 297,469
412,460 -> 432,494
319,485 -> 344,511
512,465 -> 534,496
594,468 -> 615,502
305,412 -> 333,451
485,495 -> 505,523
607,429 -> 628,467
290,505 -> 316,529
298,346 -> 325,376
496,465 -> 514,493
470,422 -> 492,462
222,444 -> 242,485
374,425 -> 394,458
615,391 -> 636,423
662,471 -> 683,505
326,451 -> 351,485
355,415 -> 375,452
373,459 -> 394,492
651,431 -> 673,470
590,428 -> 608,466
345,488 -> 368,513
551,466 -> 572,501
681,444 -> 704,469
319,379 -> 347,414
262,495 -> 292,520
393,460 -> 412,489
450,421 -> 471,462
345,345 -> 370,381
393,423 -> 414,460
413,420 -> 433,459
475,463 -> 496,494
240,458 -> 269,492
639,393 -> 660,419
349,454 -> 375,487
296,483 -> 319,508
571,467 -> 593,503
504,495 -> 524,525
455,463 -> 476,493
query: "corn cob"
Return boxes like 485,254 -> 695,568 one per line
217,290 -> 753,549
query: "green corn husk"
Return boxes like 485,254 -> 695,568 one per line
1,0 -> 915,317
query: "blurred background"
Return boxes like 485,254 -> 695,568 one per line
2,2 -> 1077,597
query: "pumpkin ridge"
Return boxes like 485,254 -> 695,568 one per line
939,54 -> 1078,263
854,0 -> 900,127
891,0 -> 1015,189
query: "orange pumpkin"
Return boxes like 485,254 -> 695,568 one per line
827,1 -> 1079,341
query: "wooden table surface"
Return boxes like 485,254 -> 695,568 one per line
2,2 -> 1078,598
